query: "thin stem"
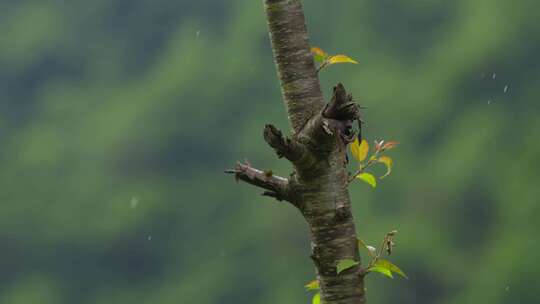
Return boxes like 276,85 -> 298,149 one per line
316,60 -> 329,73
366,230 -> 398,268
348,151 -> 381,183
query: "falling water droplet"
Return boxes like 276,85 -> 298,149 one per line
147,236 -> 152,241
504,85 -> 509,93
487,99 -> 492,105
130,197 -> 139,208
492,73 -> 497,79
196,30 -> 201,37
505,285 -> 510,292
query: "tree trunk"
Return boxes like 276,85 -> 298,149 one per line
227,0 -> 366,303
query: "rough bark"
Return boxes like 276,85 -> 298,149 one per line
265,0 -> 325,133
227,1 -> 366,303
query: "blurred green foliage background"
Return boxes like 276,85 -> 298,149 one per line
1,0 -> 539,303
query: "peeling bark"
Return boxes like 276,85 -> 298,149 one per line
227,1 -> 367,303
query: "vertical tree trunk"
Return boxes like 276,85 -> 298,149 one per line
227,1 -> 366,303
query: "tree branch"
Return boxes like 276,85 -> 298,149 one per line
298,83 -> 363,154
263,124 -> 317,170
264,0 -> 325,133
225,162 -> 295,205
263,124 -> 305,161
321,83 -> 363,145
323,83 -> 362,122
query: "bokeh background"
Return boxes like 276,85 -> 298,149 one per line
1,0 -> 539,303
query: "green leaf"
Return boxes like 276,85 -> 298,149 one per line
387,261 -> 408,279
305,279 -> 320,291
377,156 -> 393,179
368,265 -> 393,278
311,47 -> 328,63
350,137 -> 360,160
369,259 -> 408,279
328,54 -> 358,65
336,259 -> 359,274
312,293 -> 321,304
351,138 -> 369,162
356,173 -> 377,188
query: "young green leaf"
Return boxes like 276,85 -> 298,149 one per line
386,261 -> 408,279
377,156 -> 393,179
358,139 -> 369,161
311,47 -> 328,63
368,265 -> 393,278
328,54 -> 358,65
350,138 -> 369,161
312,293 -> 321,304
356,173 -> 377,188
336,259 -> 359,274
369,259 -> 408,279
305,279 -> 320,291
350,137 -> 360,160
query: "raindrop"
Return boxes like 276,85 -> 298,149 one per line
505,285 -> 510,292
130,197 -> 139,209
147,235 -> 152,241
504,85 -> 509,93
196,30 -> 201,37
492,73 -> 497,79
487,99 -> 493,105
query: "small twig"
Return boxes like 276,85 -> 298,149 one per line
225,161 -> 295,205
316,61 -> 329,73
263,124 -> 306,162
367,230 -> 398,268
348,151 -> 381,183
